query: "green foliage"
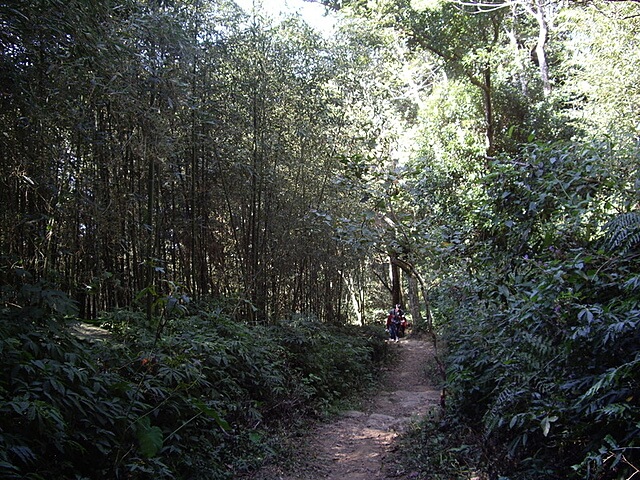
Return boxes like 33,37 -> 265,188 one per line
4,0 -> 640,479
277,317 -> 386,410
602,212 -> 640,255
417,80 -> 486,168
327,2 -> 640,478
478,140 -> 619,260
395,414 -> 486,480
424,251 -> 640,478
136,417 -> 164,459
0,288 -> 387,479
430,138 -> 640,479
1,260 -> 80,322
555,3 -> 640,146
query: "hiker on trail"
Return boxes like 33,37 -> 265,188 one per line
386,304 -> 404,342
398,311 -> 408,337
393,304 -> 408,337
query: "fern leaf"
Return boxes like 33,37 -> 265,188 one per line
602,211 -> 640,254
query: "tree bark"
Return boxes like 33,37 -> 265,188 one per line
392,256 -> 434,333
389,253 -> 402,307
407,273 -> 423,327
523,0 -> 552,96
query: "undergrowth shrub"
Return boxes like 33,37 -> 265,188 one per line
277,317 -> 382,411
0,319 -> 153,479
0,289 -> 387,480
433,141 -> 640,479
441,251 -> 640,479
395,414 -> 485,480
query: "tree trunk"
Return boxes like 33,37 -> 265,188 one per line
392,256 -> 434,333
523,0 -> 552,97
467,68 -> 494,155
342,270 -> 364,325
407,273 -> 423,327
389,253 -> 402,307
534,2 -> 551,97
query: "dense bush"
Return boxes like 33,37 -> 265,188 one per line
443,252 -> 639,478
0,287 -> 387,479
427,140 -> 640,479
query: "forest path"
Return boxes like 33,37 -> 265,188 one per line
69,321 -> 111,342
253,336 -> 441,479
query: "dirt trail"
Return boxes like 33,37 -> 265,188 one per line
255,336 -> 441,479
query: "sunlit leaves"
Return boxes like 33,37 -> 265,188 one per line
556,3 -> 640,145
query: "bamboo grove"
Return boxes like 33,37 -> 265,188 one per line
1,0 -> 379,323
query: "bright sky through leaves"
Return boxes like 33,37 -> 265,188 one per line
234,0 -> 338,35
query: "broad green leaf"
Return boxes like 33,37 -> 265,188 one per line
136,417 -> 163,458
